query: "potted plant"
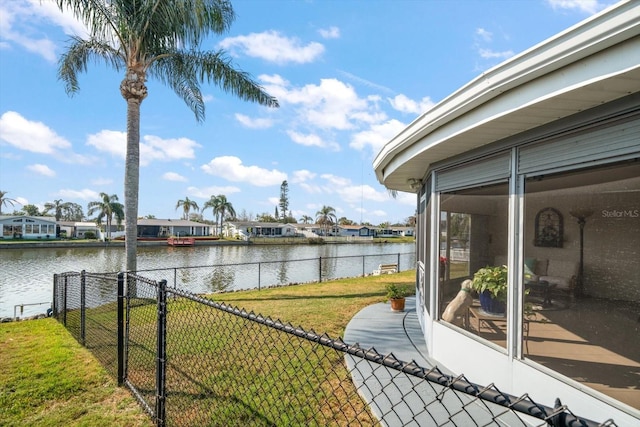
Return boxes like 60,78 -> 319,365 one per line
386,283 -> 406,312
471,265 -> 508,316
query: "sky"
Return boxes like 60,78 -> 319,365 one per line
0,0 -> 618,226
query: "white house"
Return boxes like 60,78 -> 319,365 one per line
336,225 -> 375,237
136,218 -> 211,237
0,215 -> 57,239
225,221 -> 298,240
373,1 -> 639,423
58,221 -> 101,239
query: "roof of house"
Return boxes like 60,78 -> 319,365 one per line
227,221 -> 296,228
373,1 -> 640,193
137,218 -> 210,227
0,215 -> 56,223
338,225 -> 371,230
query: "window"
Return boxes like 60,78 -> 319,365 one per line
522,161 -> 639,408
439,182 -> 510,349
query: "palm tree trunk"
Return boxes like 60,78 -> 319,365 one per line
124,97 -> 141,273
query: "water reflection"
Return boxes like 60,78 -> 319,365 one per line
0,243 -> 415,317
206,267 -> 235,293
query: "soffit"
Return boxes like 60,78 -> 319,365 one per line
374,2 -> 640,193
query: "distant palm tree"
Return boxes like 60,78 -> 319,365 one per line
87,193 -> 124,241
55,0 -> 278,273
62,202 -> 84,221
316,205 -> 337,236
202,195 -> 222,234
43,199 -> 71,221
176,197 -> 199,220
300,215 -> 313,224
205,195 -> 235,236
0,191 -> 19,215
217,196 -> 236,233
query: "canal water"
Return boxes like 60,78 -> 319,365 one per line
0,242 -> 415,318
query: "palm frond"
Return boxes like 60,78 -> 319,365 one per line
58,37 -> 124,95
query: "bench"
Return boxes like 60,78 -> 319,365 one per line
372,263 -> 398,275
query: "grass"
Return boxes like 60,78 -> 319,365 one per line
0,270 -> 415,426
213,270 -> 415,337
0,319 -> 151,427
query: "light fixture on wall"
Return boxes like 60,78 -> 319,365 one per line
407,178 -> 422,191
569,208 -> 594,297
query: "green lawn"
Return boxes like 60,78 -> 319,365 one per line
1,271 -> 415,426
0,319 -> 151,427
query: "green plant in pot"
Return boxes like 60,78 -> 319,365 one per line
386,283 -> 406,312
471,265 -> 508,315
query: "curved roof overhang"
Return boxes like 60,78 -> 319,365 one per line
373,1 -> 640,193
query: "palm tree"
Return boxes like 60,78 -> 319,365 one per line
203,194 -> 235,236
55,0 -> 278,272
0,191 -> 19,215
43,199 -> 71,221
87,193 -> 124,241
176,197 -> 199,220
300,215 -> 313,224
202,195 -> 223,235
316,205 -> 337,236
215,195 -> 236,236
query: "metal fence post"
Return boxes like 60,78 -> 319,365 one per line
117,272 -> 125,386
156,279 -> 167,427
52,274 -> 58,317
258,263 -> 262,291
397,253 -> 401,271
319,256 -> 322,283
362,256 -> 365,277
63,274 -> 68,326
80,270 -> 86,346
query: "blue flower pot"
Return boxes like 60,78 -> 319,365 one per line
479,290 -> 506,316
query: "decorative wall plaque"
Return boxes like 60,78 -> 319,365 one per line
534,207 -> 563,248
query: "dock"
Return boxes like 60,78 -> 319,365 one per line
167,237 -> 195,247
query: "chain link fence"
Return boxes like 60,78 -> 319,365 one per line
136,252 -> 414,294
53,271 -> 616,427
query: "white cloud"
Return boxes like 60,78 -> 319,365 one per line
27,163 -> 55,177
290,169 -> 316,184
0,0 -> 88,63
141,135 -> 200,166
478,48 -> 514,60
546,0 -> 609,14
57,188 -> 101,201
0,111 -> 71,153
201,156 -> 287,186
389,94 -> 434,115
87,129 -> 125,158
318,26 -> 340,39
286,130 -> 340,151
163,172 -> 187,182
349,119 -> 407,154
219,30 -> 324,64
235,113 -> 273,129
87,131 -> 201,166
283,78 -> 370,130
0,111 -> 94,164
337,70 -> 394,94
186,185 -> 241,199
476,28 -> 493,42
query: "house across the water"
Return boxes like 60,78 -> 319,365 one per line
136,218 -> 211,238
0,215 -> 57,239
